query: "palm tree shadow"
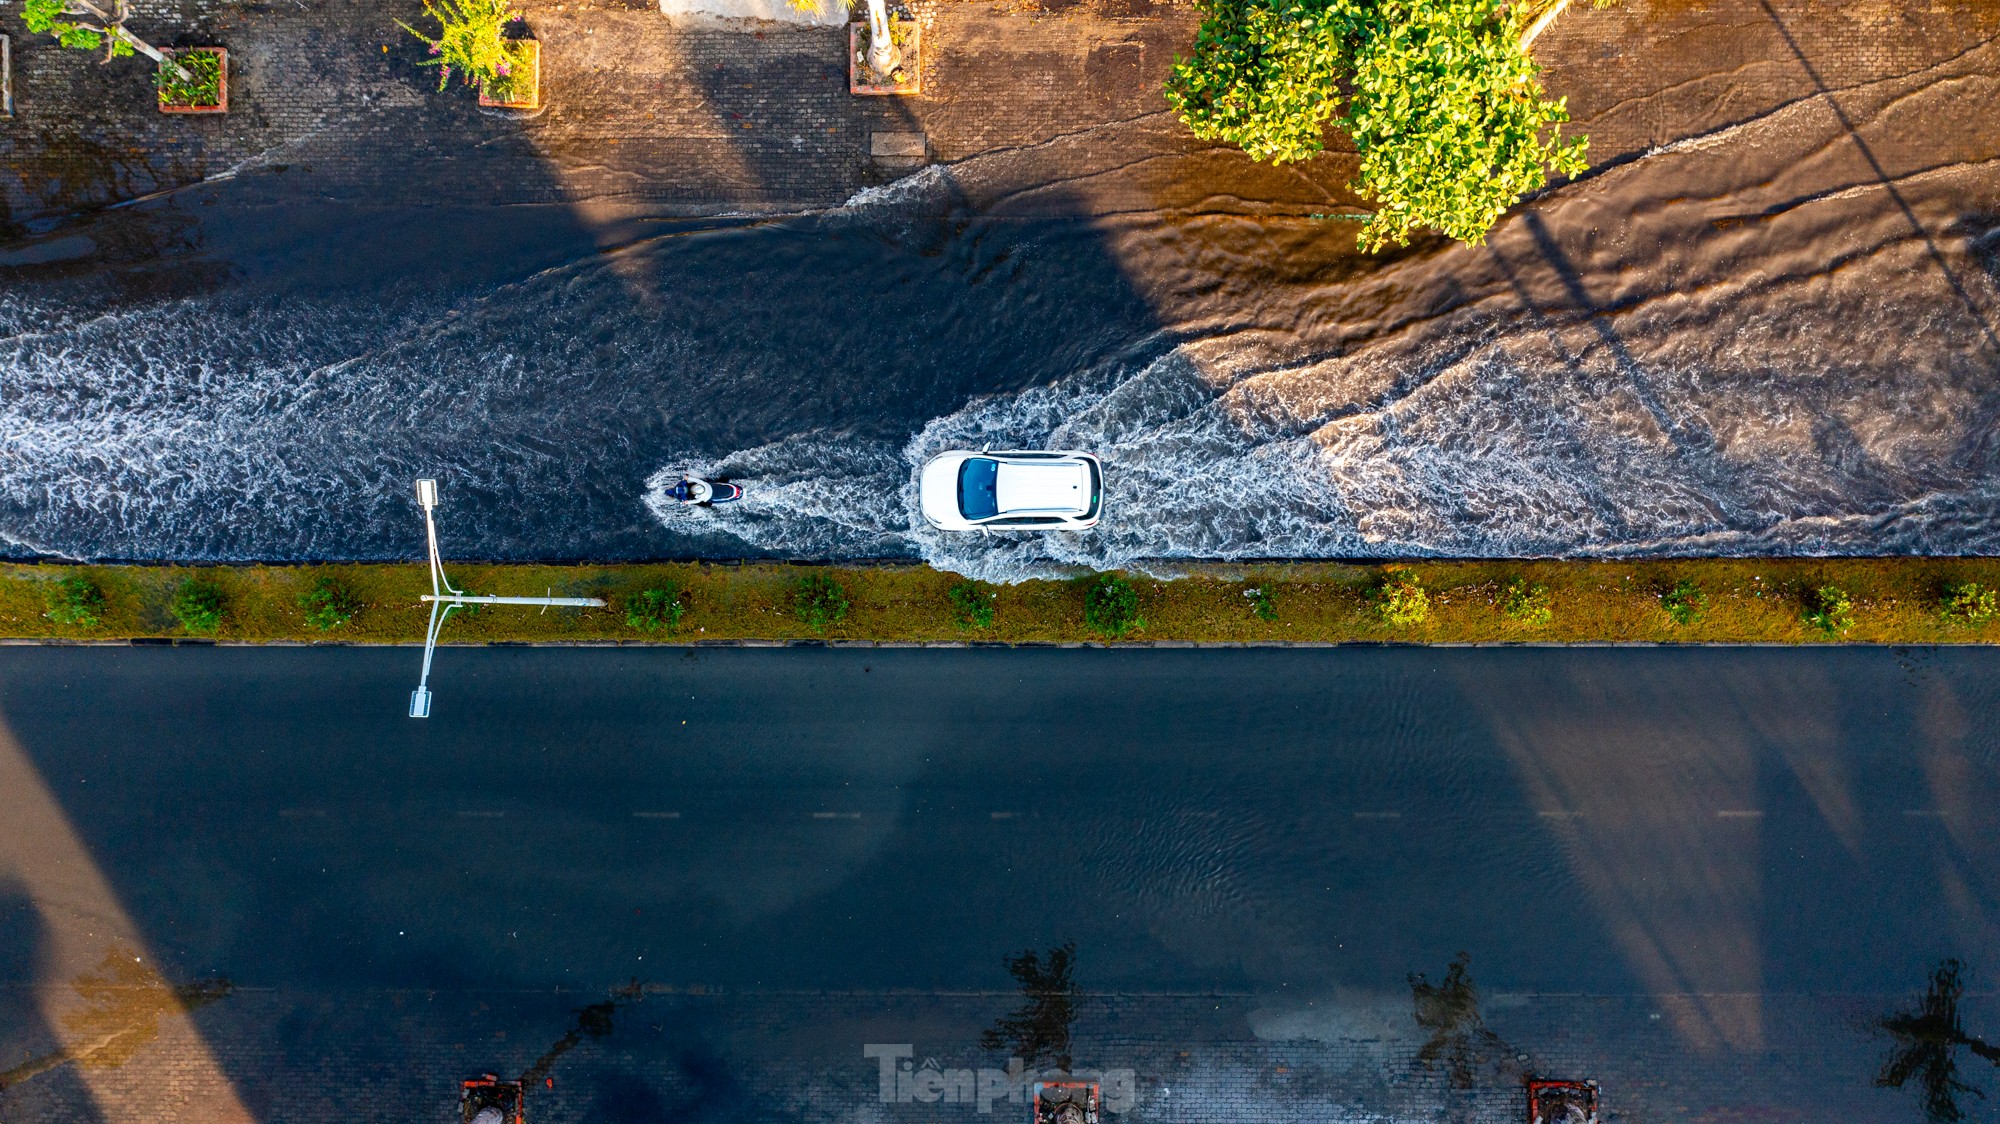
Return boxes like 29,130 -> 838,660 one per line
1876,959 -> 2000,1124
520,996 -> 621,1086
1409,952 -> 1519,1092
981,941 -> 1081,1072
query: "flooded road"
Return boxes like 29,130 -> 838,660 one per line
1,644 -> 1997,1121
3,7 -> 1999,577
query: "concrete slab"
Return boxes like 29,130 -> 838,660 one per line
869,130 -> 926,157
659,0 -> 847,28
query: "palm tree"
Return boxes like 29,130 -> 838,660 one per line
1877,959 -> 2000,1124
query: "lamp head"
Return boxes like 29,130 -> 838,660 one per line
415,478 -> 439,509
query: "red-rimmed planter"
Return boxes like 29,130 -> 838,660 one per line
849,22 -> 919,96
478,38 -> 541,110
158,47 -> 227,114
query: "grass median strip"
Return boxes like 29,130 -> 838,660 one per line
1,559 -> 1997,645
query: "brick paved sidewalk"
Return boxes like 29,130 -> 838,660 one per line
0,985 -> 1976,1122
1,0 -> 1995,232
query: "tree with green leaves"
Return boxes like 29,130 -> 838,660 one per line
20,0 -> 193,81
1166,0 -> 1587,250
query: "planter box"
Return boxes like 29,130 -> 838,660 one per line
849,21 -> 920,96
158,47 -> 227,114
479,38 -> 541,110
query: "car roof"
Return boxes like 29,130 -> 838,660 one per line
994,461 -> 1089,515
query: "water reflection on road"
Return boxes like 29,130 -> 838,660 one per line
0,645 -> 1996,1123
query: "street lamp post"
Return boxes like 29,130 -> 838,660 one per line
409,478 -> 606,718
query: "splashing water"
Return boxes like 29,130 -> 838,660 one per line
4,56 -> 2000,576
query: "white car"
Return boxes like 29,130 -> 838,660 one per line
918,450 -> 1103,532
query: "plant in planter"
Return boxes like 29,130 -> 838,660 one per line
157,46 -> 226,112
399,0 -> 540,110
20,0 -> 226,111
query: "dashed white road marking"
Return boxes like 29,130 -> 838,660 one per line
812,812 -> 862,820
632,811 -> 681,819
1353,811 -> 1402,820
1716,810 -> 1763,819
455,810 -> 505,819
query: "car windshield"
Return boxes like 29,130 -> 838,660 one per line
957,458 -> 999,520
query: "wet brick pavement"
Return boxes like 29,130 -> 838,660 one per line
1,0 -> 1996,227
0,988 -> 1978,1122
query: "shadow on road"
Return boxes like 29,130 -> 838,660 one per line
1876,959 -> 2000,1124
982,940 -> 1082,1072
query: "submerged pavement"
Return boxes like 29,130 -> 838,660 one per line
1,645 -> 1997,1122
7,0 -> 2000,567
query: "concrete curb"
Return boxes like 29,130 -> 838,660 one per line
0,638 -> 1988,649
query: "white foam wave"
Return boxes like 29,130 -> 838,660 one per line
831,164 -> 953,216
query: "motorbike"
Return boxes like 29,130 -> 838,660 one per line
661,476 -> 743,506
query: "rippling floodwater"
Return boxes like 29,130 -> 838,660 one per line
4,67 -> 1999,576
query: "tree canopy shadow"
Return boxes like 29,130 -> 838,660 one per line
981,940 -> 1081,1071
520,996 -> 622,1087
1409,952 -> 1520,1092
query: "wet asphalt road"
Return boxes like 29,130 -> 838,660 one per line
2,644 -> 1998,1123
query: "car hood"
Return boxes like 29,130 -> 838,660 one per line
919,454 -> 966,524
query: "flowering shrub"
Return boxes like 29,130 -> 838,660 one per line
1802,584 -> 1854,636
398,0 -> 523,95
1941,582 -> 1996,625
1375,572 -> 1428,627
1499,578 -> 1552,626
